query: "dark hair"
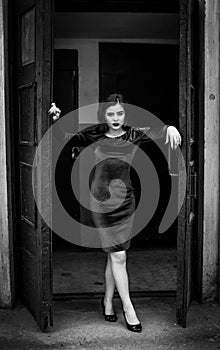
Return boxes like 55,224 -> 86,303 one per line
97,93 -> 128,126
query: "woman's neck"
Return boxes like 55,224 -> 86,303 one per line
105,128 -> 126,137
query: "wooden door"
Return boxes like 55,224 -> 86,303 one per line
176,0 -> 199,327
13,0 -> 53,331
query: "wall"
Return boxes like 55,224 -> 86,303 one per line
55,39 -> 98,124
202,0 -> 220,301
55,38 -> 178,125
0,0 -> 14,307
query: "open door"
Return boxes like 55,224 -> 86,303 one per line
176,0 -> 199,327
13,0 -> 53,331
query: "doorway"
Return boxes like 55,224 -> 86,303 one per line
52,15 -> 179,297
12,0 -> 201,331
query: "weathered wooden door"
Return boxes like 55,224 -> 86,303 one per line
176,0 -> 199,327
13,0 -> 53,331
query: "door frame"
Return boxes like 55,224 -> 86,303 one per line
50,1 -> 202,307
52,1 -> 204,312
0,0 -> 16,308
195,0 -> 205,303
202,0 -> 220,303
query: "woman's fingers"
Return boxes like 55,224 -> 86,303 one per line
48,103 -> 61,120
48,102 -> 56,114
173,134 -> 181,149
165,130 -> 169,145
170,135 -> 174,149
166,126 -> 182,150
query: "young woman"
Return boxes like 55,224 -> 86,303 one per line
49,94 -> 181,333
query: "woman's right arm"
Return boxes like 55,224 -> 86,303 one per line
48,103 -> 84,158
68,133 -> 87,160
48,103 -> 99,157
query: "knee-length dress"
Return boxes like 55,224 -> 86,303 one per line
69,125 -> 167,252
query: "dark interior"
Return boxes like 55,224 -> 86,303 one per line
53,43 -> 179,252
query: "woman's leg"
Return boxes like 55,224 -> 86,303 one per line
103,253 -> 116,315
110,250 -> 140,325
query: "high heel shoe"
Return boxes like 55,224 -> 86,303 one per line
101,298 -> 117,322
123,311 -> 142,333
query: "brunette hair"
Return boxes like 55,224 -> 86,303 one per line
97,93 -> 128,126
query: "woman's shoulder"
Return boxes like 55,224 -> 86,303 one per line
81,124 -> 106,138
74,124 -> 106,145
125,125 -> 167,142
125,126 -> 151,140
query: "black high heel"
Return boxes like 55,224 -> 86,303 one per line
123,311 -> 142,333
101,298 -> 117,322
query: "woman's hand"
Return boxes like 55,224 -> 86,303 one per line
165,126 -> 182,150
48,102 -> 61,121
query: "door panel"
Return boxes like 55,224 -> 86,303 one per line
53,49 -> 79,248
13,0 -> 53,331
177,0 -> 198,327
54,49 -> 78,119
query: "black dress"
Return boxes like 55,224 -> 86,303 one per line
69,124 -> 167,252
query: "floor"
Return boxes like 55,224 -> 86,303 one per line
53,248 -> 177,295
1,298 -> 220,349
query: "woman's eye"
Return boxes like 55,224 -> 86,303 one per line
106,113 -> 114,117
117,112 -> 124,116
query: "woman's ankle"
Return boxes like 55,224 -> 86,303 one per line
104,296 -> 114,304
122,301 -> 135,313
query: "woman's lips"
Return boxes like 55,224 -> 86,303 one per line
112,123 -> 119,126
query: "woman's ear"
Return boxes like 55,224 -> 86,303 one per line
123,111 -> 129,127
123,118 -> 127,128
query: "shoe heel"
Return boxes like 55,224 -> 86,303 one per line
123,311 -> 142,333
101,298 -> 117,322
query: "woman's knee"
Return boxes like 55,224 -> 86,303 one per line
110,251 -> 126,265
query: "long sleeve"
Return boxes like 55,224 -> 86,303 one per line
66,132 -> 88,161
129,125 -> 168,144
67,124 -> 106,160
68,132 -> 90,148
140,125 -> 168,140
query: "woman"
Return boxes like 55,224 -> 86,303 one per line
49,94 -> 181,333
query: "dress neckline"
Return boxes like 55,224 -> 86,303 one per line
104,131 -> 127,139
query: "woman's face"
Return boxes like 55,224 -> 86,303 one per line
104,103 -> 125,131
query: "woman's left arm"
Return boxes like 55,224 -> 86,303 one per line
165,126 -> 182,150
135,125 -> 181,150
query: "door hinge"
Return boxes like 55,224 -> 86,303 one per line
190,138 -> 194,145
41,301 -> 52,308
189,212 -> 195,224
190,173 -> 197,198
